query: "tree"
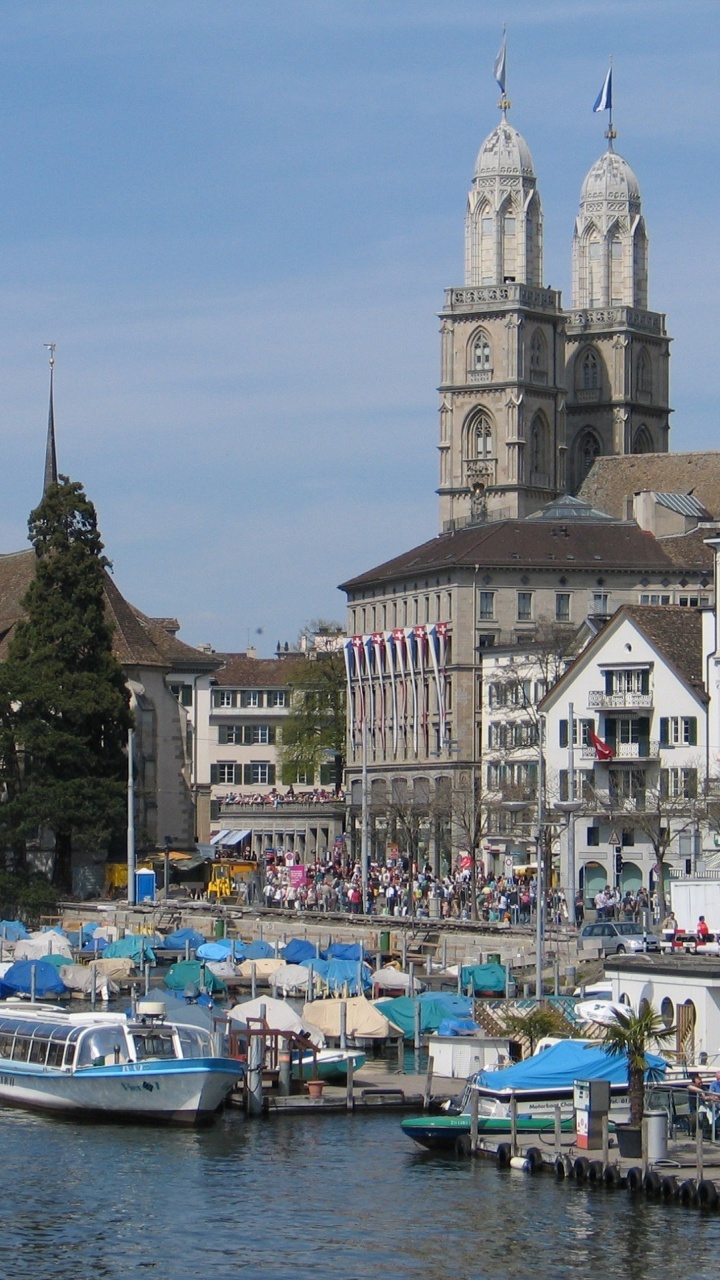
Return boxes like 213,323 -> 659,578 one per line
279,650 -> 346,790
602,1003 -> 675,1127
500,1004 -> 573,1056
0,477 -> 132,891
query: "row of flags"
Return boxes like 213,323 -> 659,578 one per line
493,29 -> 612,115
343,625 -> 449,758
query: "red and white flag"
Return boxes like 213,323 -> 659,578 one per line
589,729 -> 615,761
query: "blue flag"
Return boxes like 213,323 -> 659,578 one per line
493,31 -> 507,94
593,66 -> 612,113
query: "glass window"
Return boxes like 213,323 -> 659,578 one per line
517,592 -> 533,622
479,591 -> 495,621
592,593 -> 609,614
555,593 -> 571,622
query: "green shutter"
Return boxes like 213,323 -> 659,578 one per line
267,764 -> 276,785
243,764 -> 253,786
604,671 -> 613,695
637,717 -> 650,755
605,719 -> 617,749
559,720 -> 568,748
243,726 -> 253,745
210,764 -> 218,785
218,725 -> 228,745
640,670 -> 649,695
660,769 -> 669,800
659,717 -> 669,746
268,727 -> 276,745
687,718 -> 698,746
688,769 -> 698,799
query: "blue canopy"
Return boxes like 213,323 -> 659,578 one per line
324,942 -> 367,962
81,937 -> 108,954
196,939 -> 246,962
0,921 -> 29,942
305,958 -> 372,995
375,995 -> 473,1038
460,962 -> 507,995
245,940 -> 274,960
159,928 -> 206,951
474,1039 -> 668,1092
0,960 -> 67,998
102,936 -> 156,965
283,939 -> 318,965
437,1018 -> 480,1037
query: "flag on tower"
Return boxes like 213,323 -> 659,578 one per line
593,66 -> 612,113
493,30 -> 507,94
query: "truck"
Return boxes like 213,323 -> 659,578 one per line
669,879 -> 720,933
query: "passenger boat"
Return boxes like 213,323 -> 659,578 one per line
401,1039 -> 667,1151
0,999 -> 243,1124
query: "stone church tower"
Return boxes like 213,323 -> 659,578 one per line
437,98 -> 671,529
437,104 -> 567,530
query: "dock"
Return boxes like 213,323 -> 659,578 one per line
229,1058 -> 459,1115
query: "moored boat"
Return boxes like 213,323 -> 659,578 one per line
0,999 -> 243,1124
401,1111 -> 576,1151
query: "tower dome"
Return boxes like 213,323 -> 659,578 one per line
465,117 -> 543,288
572,147 -> 648,310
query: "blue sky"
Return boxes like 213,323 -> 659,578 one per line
0,1 -> 716,654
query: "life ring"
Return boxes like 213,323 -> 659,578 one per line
573,1157 -> 590,1182
697,1179 -> 719,1209
524,1147 -> 542,1174
659,1175 -> 678,1200
626,1167 -> 644,1193
496,1143 -> 512,1168
643,1171 -> 662,1197
587,1160 -> 604,1184
678,1179 -> 696,1206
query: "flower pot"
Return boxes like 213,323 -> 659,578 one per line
615,1124 -> 643,1159
306,1079 -> 325,1099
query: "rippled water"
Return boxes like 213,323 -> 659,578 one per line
4,1105 -> 720,1279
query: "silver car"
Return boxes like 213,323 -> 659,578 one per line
578,921 -> 660,954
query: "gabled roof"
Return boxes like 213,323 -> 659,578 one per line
213,653 -> 294,689
656,527 -> 716,571
579,453 -> 720,521
539,604 -> 708,711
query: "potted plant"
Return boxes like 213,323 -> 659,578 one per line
602,1003 -> 674,1158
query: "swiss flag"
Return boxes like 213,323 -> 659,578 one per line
589,729 -> 615,761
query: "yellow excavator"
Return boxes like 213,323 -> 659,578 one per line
206,859 -> 261,904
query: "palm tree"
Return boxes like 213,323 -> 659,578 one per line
602,1003 -> 675,1127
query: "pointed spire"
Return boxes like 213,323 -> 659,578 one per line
43,343 -> 57,495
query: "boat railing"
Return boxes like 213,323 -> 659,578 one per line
227,1017 -> 320,1083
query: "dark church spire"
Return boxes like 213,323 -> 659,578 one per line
42,342 -> 57,494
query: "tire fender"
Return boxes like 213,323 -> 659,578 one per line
573,1157 -> 591,1182
587,1160 -> 604,1184
660,1175 -> 678,1200
554,1156 -> 566,1180
496,1143 -> 512,1168
525,1147 -> 542,1174
679,1179 -> 696,1206
697,1179 -> 719,1209
454,1135 -> 471,1158
643,1171 -> 662,1197
603,1164 -> 622,1188
626,1166 -> 644,1193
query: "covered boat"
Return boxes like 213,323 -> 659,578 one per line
0,1000 -> 242,1123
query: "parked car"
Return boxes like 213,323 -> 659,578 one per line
577,921 -> 660,954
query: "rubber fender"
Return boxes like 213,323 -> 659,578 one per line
643,1171 -> 662,1197
697,1179 -> 719,1209
678,1179 -> 696,1206
509,1156 -> 530,1171
603,1165 -> 622,1188
554,1156 -> 566,1180
454,1134 -> 472,1158
660,1176 -> 679,1201
524,1147 -> 542,1174
626,1166 -> 644,1193
587,1160 -> 604,1184
496,1143 -> 512,1168
573,1157 -> 591,1182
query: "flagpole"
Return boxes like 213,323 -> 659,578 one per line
606,57 -> 616,150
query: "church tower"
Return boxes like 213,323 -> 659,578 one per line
565,140 -> 671,491
438,97 -> 567,530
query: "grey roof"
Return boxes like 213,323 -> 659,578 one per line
653,492 -> 712,519
526,494 -> 615,522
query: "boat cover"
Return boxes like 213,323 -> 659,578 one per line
103,936 -> 156,965
238,958 -> 283,979
474,1038 -> 668,1091
459,962 -> 507,994
196,940 -> 247,962
304,959 -> 371,995
269,963 -> 311,994
302,994 -> 402,1040
324,943 -> 367,962
164,959 -> 227,995
282,939 -> 318,965
14,932 -> 73,961
436,1018 -> 480,1037
0,921 -> 30,942
374,995 -> 473,1038
80,937 -> 108,954
370,966 -> 425,993
159,928 -> 207,951
245,940 -> 275,960
0,959 -> 67,997
229,995 -> 324,1046
59,964 -> 119,1000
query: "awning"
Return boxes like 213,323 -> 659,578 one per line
210,830 -> 231,845
223,829 -> 251,846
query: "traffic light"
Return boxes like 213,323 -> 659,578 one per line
615,852 -> 623,877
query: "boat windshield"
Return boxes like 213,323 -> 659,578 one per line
0,1017 -> 84,1068
75,1026 -> 129,1069
131,1030 -> 178,1061
177,1027 -> 211,1058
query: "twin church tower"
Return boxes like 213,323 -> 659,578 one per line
438,94 -> 670,530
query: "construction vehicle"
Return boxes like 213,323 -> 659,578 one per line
206,859 -> 262,904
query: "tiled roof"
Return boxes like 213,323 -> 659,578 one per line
213,653 -> 296,689
622,605 -> 707,698
579,453 -> 720,521
656,527 -> 716,571
339,516 -> 679,590
0,548 -> 216,672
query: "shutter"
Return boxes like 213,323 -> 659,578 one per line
243,726 -> 253,745
688,769 -> 698,799
243,764 -> 253,786
269,727 -> 276,745
268,764 -> 276,785
659,717 -> 669,746
218,726 -> 228,745
559,770 -> 568,801
660,769 -> 669,800
210,764 -> 218,785
687,718 -> 698,746
638,717 -> 650,755
604,671 -> 613,695
233,764 -> 241,785
257,692 -> 265,707
559,720 -> 568,748
640,670 -> 649,695
240,692 -> 248,708
605,719 -> 617,749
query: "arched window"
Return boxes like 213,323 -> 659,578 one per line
465,411 -> 494,460
637,349 -> 652,398
633,425 -> 653,454
529,413 -> 548,479
577,430 -> 602,482
580,348 -> 599,391
609,235 -> 623,306
472,334 -> 492,372
530,330 -> 547,382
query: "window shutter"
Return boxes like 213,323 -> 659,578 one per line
243,764 -> 253,786
604,671 -> 613,695
268,764 -> 276,785
210,764 -> 218,785
231,764 -> 240,785
638,717 -> 650,754
243,726 -> 253,745
559,770 -> 568,801
269,727 -> 276,745
687,718 -> 698,746
605,719 -> 617,749
218,726 -> 227,745
660,769 -> 669,800
688,769 -> 698,799
257,692 -> 265,707
559,720 -> 568,748
640,670 -> 649,695
659,717 -> 669,746
240,692 -> 248,707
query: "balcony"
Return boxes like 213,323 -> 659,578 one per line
588,691 -> 653,710
580,741 -> 659,761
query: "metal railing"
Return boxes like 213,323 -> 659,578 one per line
588,691 -> 653,709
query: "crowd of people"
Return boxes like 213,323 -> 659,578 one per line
219,788 -> 344,808
590,885 -> 653,924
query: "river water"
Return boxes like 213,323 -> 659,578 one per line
4,1104 -> 720,1280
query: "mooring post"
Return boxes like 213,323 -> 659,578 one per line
340,1001 -> 347,1051
278,1037 -> 291,1097
401,931 -> 407,970
251,962 -> 257,1000
554,1104 -> 562,1157
696,1116 -> 705,1181
424,1054 -> 434,1112
553,957 -> 560,997
247,1034 -> 264,1116
470,1089 -> 479,1154
185,939 -> 190,962
602,1114 -> 609,1167
510,1092 -> 518,1157
30,964 -> 36,1003
408,961 -> 415,998
346,1054 -> 354,1112
307,963 -> 315,1004
441,934 -> 447,970
397,1033 -> 405,1075
144,965 -> 150,996
90,963 -> 97,1010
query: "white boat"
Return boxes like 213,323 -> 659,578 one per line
0,999 -> 243,1124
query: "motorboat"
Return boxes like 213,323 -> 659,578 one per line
401,1038 -> 667,1151
0,999 -> 243,1124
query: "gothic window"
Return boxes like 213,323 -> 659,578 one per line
465,411 -> 493,460
530,330 -> 547,383
633,425 -> 653,454
472,334 -> 492,372
529,412 -> 548,480
636,349 -> 652,398
576,430 -> 601,482
578,348 -> 599,391
609,236 -> 623,305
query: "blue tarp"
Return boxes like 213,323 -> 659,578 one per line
196,939 -> 246,962
102,936 -> 156,965
305,958 -> 372,995
164,960 -> 227,995
324,942 -> 367,962
0,959 -> 67,998
437,1018 -> 480,1037
81,937 -> 108,954
0,921 -> 29,942
283,939 -> 318,965
375,995 -> 473,1038
459,962 -> 507,994
245,940 -> 274,960
474,1039 -> 668,1092
159,928 -> 207,951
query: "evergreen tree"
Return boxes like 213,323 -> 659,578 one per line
0,477 -> 132,891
